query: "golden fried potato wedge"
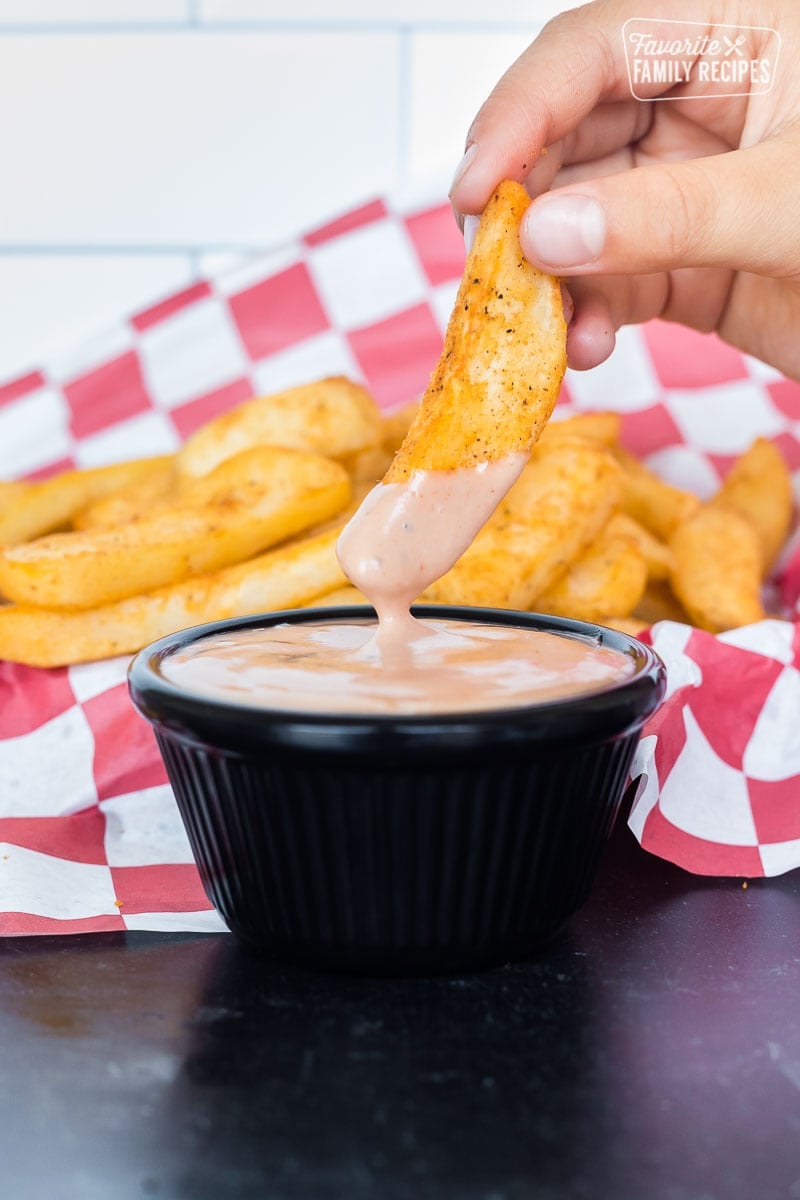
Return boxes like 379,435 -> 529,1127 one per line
423,439 -> 621,609
708,437 -> 793,573
534,520 -> 647,622
608,512 -> 673,582
0,447 -> 350,610
72,458 -> 177,530
670,505 -> 765,632
0,481 -> 29,508
303,585 -> 368,608
614,448 -> 700,541
0,528 -> 348,668
502,436 -> 622,519
423,523 -> 560,610
633,580 -> 691,627
338,444 -> 395,490
177,377 -> 382,479
539,410 -> 621,449
0,456 -> 176,547
385,180 -> 566,480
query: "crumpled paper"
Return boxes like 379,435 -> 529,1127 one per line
1,191 -> 799,935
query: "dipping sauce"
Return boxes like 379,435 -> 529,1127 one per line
336,455 -> 526,640
161,619 -> 635,716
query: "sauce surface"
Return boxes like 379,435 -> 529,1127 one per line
162,619 -> 634,716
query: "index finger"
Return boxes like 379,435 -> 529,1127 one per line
449,1 -> 687,215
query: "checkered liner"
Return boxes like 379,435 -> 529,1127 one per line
1,194 -> 799,935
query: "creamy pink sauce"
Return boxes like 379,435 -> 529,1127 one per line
162,619 -> 634,715
335,456 -> 527,644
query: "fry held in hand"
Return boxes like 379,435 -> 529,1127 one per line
385,181 -> 566,481
337,180 -> 567,618
0,447 -> 350,610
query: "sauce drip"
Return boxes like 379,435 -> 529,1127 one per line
336,455 -> 526,649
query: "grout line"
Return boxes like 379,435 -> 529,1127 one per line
0,245 -> 268,256
0,20 -> 539,35
0,23 -> 195,34
395,27 -> 413,186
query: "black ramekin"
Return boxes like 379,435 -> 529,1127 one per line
128,606 -> 665,975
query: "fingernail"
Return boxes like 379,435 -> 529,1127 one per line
463,214 -> 479,254
522,194 -> 605,268
449,142 -> 478,196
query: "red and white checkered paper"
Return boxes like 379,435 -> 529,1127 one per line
1,194 -> 800,936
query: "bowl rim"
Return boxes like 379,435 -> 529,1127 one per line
128,605 -> 666,757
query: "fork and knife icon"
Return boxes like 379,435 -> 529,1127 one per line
722,33 -> 747,58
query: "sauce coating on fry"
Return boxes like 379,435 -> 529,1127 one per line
335,454 -> 526,639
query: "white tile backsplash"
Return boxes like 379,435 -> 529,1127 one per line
199,0 -> 577,24
0,6 -> 580,386
408,30 -> 534,180
0,1 -> 189,23
0,33 -> 399,246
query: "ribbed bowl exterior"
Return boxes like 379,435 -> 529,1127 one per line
156,727 -> 639,974
130,606 -> 666,975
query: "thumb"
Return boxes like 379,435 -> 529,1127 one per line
519,138 -> 800,278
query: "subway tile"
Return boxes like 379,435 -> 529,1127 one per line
0,1 -> 189,23
0,255 -> 193,383
200,0 -> 580,26
0,33 -> 399,246
407,31 -> 534,180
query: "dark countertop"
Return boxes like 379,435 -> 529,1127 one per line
2,822 -> 799,1200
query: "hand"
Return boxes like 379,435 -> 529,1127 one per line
449,0 -> 800,378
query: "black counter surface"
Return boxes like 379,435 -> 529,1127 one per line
2,822 -> 799,1200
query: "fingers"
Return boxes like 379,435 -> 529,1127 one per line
564,273 -> 670,370
565,291 -> 617,371
520,136 -> 800,277
449,3 -> 648,218
509,104 -> 652,202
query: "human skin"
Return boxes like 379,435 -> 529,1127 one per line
448,0 -> 800,379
